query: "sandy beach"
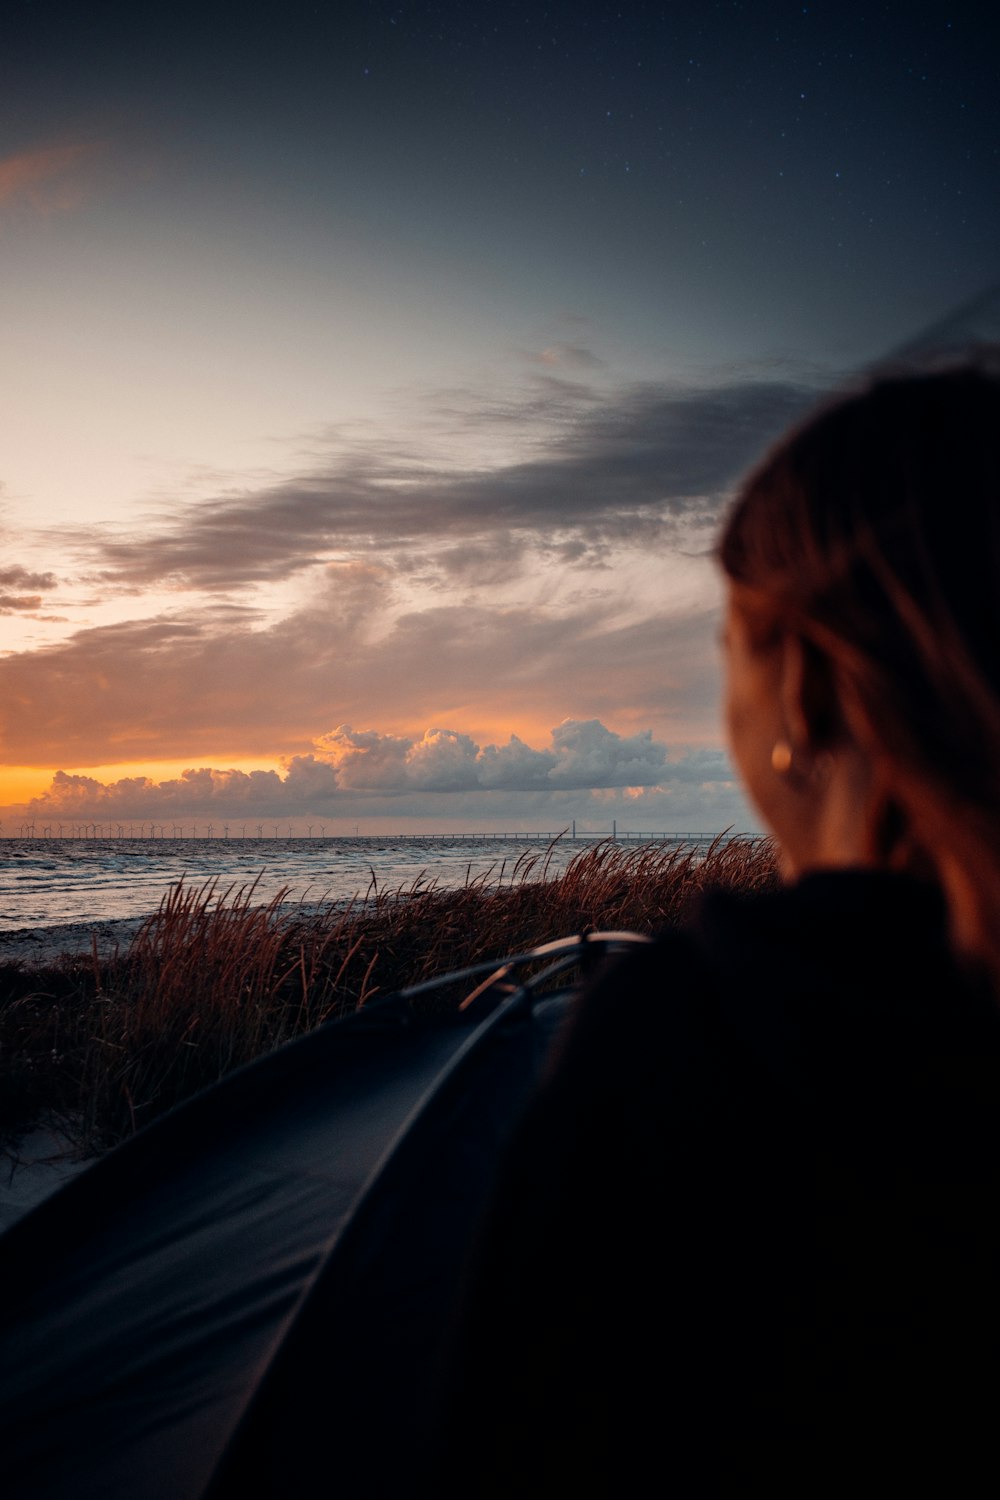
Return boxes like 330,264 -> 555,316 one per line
0,907 -> 333,1226
0,916 -> 152,968
0,1128 -> 93,1233
0,919 -> 151,1226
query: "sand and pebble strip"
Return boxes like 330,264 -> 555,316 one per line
0,918 -> 153,1225
0,917 -> 151,968
0,907 -> 339,1224
0,901 -> 346,968
0,1129 -> 93,1233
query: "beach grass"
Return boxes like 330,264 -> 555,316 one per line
0,835 -> 777,1159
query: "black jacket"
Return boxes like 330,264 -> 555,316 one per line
436,870 -> 1000,1493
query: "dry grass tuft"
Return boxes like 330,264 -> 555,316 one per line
0,836 -> 777,1158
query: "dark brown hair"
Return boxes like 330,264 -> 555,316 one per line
719,357 -> 1000,976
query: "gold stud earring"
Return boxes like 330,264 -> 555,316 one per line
771,740 -> 794,774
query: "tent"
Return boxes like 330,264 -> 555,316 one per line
0,931 -> 646,1499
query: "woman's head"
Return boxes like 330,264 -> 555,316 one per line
719,359 -> 1000,965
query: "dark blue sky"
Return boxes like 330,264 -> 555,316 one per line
7,0 -> 996,357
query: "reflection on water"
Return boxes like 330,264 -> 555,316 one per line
0,834 -> 714,930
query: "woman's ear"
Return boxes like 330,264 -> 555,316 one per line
777,632 -> 841,755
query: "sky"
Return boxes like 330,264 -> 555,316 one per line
1,0 -> 997,833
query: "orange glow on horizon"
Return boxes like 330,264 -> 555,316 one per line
73,757 -> 285,785
0,767 -> 56,805
0,714 -> 708,810
0,758 -> 286,806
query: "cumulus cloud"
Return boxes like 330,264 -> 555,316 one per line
547,719 -> 667,787
304,718 -> 673,793
18,720 -> 742,823
24,766 -> 294,824
476,734 -> 556,788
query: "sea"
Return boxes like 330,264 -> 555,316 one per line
0,832 -> 719,932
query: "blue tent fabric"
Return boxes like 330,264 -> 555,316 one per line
0,955 -> 602,1500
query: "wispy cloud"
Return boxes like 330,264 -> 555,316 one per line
533,343 -> 607,369
0,594 -> 44,613
0,142 -> 100,215
2,363 -> 810,834
0,564 -> 59,613
78,373 -> 821,593
0,587 -> 723,765
0,566 -> 58,590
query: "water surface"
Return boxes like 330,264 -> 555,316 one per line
0,834 -> 715,931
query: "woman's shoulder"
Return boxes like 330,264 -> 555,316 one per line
567,866 -> 1000,1164
581,865 -> 983,1032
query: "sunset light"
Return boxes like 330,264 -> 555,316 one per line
1,3 -> 995,833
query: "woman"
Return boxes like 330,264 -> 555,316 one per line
435,360 -> 1000,1493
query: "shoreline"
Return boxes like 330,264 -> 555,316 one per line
0,899 -> 355,968
0,838 -> 776,1229
0,916 -> 153,967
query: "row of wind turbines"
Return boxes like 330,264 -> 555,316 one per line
4,824 -> 338,840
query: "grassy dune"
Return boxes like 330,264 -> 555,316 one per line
0,835 -> 777,1159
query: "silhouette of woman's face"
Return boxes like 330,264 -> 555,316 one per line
723,586 -> 837,879
723,583 -> 882,879
722,589 -> 790,857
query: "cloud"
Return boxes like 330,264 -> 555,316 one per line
0,142 -> 99,215
0,566 -> 59,612
18,719 -> 743,824
475,734 -> 556,788
0,566 -> 58,590
534,343 -> 607,369
0,581 -> 725,765
0,594 -> 44,612
432,538 -> 529,585
23,767 -> 291,822
79,374 -> 821,593
547,719 -> 668,787
303,719 -> 674,794
4,364 -> 797,823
